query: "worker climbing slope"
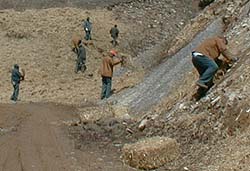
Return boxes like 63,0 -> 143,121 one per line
191,36 -> 238,100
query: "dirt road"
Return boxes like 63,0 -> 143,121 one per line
0,103 -> 78,171
0,103 -> 134,171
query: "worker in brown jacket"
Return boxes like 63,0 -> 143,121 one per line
100,50 -> 123,99
192,36 -> 238,99
72,35 -> 81,54
71,36 -> 87,73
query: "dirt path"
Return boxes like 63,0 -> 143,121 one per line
0,103 -> 134,171
0,103 -> 78,171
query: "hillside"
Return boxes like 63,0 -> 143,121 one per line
0,0 -> 250,170
0,0 -> 195,105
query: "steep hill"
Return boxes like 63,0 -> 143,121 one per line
0,0 -> 250,170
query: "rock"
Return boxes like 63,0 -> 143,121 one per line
138,118 -> 149,131
242,23 -> 248,28
111,105 -> 129,118
122,136 -> 180,170
211,96 -> 221,106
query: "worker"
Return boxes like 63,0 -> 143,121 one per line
75,39 -> 87,73
192,36 -> 238,99
110,25 -> 119,47
11,64 -> 24,102
100,50 -> 123,99
72,35 -> 81,54
83,17 -> 92,41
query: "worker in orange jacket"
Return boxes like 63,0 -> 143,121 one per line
100,50 -> 123,99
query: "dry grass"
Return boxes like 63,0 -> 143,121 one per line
122,136 -> 180,170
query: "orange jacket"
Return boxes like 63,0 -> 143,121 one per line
195,36 -> 228,60
100,56 -> 122,77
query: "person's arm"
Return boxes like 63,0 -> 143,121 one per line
16,70 -> 23,82
88,22 -> 92,31
221,48 -> 238,63
111,57 -> 123,66
221,49 -> 235,62
83,22 -> 88,30
19,70 -> 25,81
217,38 -> 237,62
72,47 -> 78,54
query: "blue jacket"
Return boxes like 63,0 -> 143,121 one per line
83,20 -> 92,31
11,68 -> 22,83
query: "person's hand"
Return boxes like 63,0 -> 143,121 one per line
231,57 -> 239,63
21,69 -> 25,81
72,47 -> 76,53
228,57 -> 239,67
120,57 -> 125,66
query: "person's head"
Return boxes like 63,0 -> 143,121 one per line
114,25 -> 117,28
109,50 -> 117,57
87,17 -> 90,21
14,64 -> 19,70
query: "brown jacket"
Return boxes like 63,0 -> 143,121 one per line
195,36 -> 231,60
100,56 -> 122,77
72,35 -> 81,49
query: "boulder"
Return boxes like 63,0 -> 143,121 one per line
122,136 -> 180,170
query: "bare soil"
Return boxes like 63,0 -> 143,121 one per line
0,103 -> 135,171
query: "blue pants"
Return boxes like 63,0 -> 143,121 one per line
101,76 -> 112,99
85,31 -> 91,40
11,82 -> 19,101
111,37 -> 118,47
192,53 -> 218,86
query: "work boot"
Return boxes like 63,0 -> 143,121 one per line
196,81 -> 208,89
192,87 -> 207,101
11,100 -> 17,104
81,65 -> 87,73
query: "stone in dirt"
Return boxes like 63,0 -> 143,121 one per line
122,136 -> 180,170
